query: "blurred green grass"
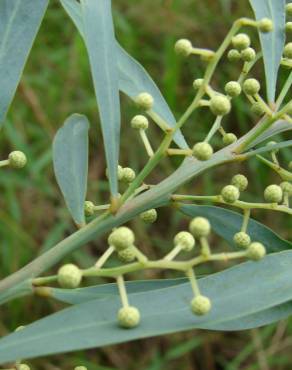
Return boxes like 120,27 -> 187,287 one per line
0,0 -> 292,369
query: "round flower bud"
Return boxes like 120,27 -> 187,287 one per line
225,81 -> 242,97
286,22 -> 292,33
75,367 -> 87,370
243,78 -> 261,95
227,49 -> 241,62
118,247 -> 136,263
258,18 -> 273,33
193,78 -> 204,90
108,226 -> 135,251
221,185 -> 240,203
174,39 -> 193,57
131,115 -> 149,130
135,92 -> 154,111
210,94 -> 231,116
283,43 -> 292,59
286,3 -> 292,16
19,364 -> 30,370
174,231 -> 195,252
247,242 -> 266,261
223,133 -> 237,145
8,151 -> 27,169
233,232 -> 251,248
189,217 -> 211,238
280,181 -> 292,196
232,33 -> 251,51
264,184 -> 283,203
231,174 -> 248,191
241,47 -> 256,62
251,102 -> 265,116
140,209 -> 157,224
191,295 -> 211,315
121,167 -> 136,183
192,142 -> 213,161
84,201 -> 95,216
118,306 -> 140,328
266,141 -> 279,153
57,264 -> 82,289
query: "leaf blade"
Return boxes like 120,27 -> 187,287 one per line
53,114 -> 89,226
80,0 -> 120,197
0,0 -> 49,124
249,0 -> 286,102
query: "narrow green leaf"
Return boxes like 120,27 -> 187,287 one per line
0,280 -> 32,306
179,205 -> 292,252
53,114 -> 89,226
246,120 -> 292,149
249,0 -> 286,102
0,0 -> 49,124
245,139 -> 292,158
80,0 -> 120,197
60,0 -> 188,149
1,251 -> 292,363
51,278 -> 187,304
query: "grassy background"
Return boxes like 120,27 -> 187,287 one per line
0,0 -> 292,369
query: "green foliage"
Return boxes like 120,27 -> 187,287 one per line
0,0 -> 291,366
53,114 -> 89,226
0,0 -> 49,124
80,0 -> 120,198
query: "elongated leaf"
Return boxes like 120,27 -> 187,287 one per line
80,0 -> 120,197
53,114 -> 89,226
249,0 -> 286,102
0,0 -> 49,124
60,0 -> 188,149
246,120 -> 292,149
2,251 -> 292,363
51,278 -> 187,304
245,139 -> 292,158
179,205 -> 292,252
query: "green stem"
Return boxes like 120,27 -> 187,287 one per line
172,195 -> 292,215
33,275 -> 58,286
200,237 -> 211,258
241,209 -> 251,233
256,155 -> 292,181
204,116 -> 223,143
117,275 -> 129,307
186,268 -> 201,296
164,245 -> 182,261
0,159 -> 9,168
139,129 -> 154,157
95,246 -> 115,268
